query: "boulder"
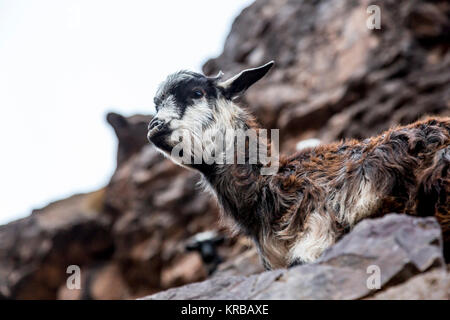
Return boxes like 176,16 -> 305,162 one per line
106,112 -> 152,166
0,191 -> 113,299
368,269 -> 450,300
143,214 -> 446,300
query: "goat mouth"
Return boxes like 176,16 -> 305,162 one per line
147,128 -> 172,152
147,128 -> 170,141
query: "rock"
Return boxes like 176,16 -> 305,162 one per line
0,191 -> 113,299
142,270 -> 284,300
214,248 -> 265,278
85,263 -> 131,300
142,215 -> 446,300
160,253 -> 207,289
368,269 -> 450,300
204,0 -> 450,146
106,113 -> 153,167
57,263 -> 131,300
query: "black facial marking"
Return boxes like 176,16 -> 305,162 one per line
155,71 -> 219,118
172,77 -> 217,117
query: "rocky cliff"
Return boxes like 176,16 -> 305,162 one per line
1,0 -> 449,299
143,215 -> 449,300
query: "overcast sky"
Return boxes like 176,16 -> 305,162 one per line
0,0 -> 253,225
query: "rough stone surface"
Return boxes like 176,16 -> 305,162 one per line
368,269 -> 450,300
213,247 -> 265,278
0,191 -> 113,299
143,215 -> 446,300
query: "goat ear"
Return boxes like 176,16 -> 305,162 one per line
218,61 -> 274,99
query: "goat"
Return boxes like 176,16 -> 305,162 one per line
147,61 -> 450,269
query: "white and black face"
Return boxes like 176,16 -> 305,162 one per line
147,61 -> 274,165
147,70 -> 220,153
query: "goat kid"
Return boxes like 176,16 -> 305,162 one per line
147,61 -> 450,269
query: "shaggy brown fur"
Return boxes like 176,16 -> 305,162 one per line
205,116 -> 450,268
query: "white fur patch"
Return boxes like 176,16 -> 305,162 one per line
168,98 -> 246,163
154,96 -> 178,123
288,212 -> 336,264
331,179 -> 380,227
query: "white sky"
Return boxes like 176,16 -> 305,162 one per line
0,0 -> 253,225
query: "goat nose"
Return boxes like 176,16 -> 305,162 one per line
148,118 -> 164,131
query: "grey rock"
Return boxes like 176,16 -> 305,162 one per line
143,214 -> 445,300
368,269 -> 450,300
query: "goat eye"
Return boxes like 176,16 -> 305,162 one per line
193,89 -> 204,98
